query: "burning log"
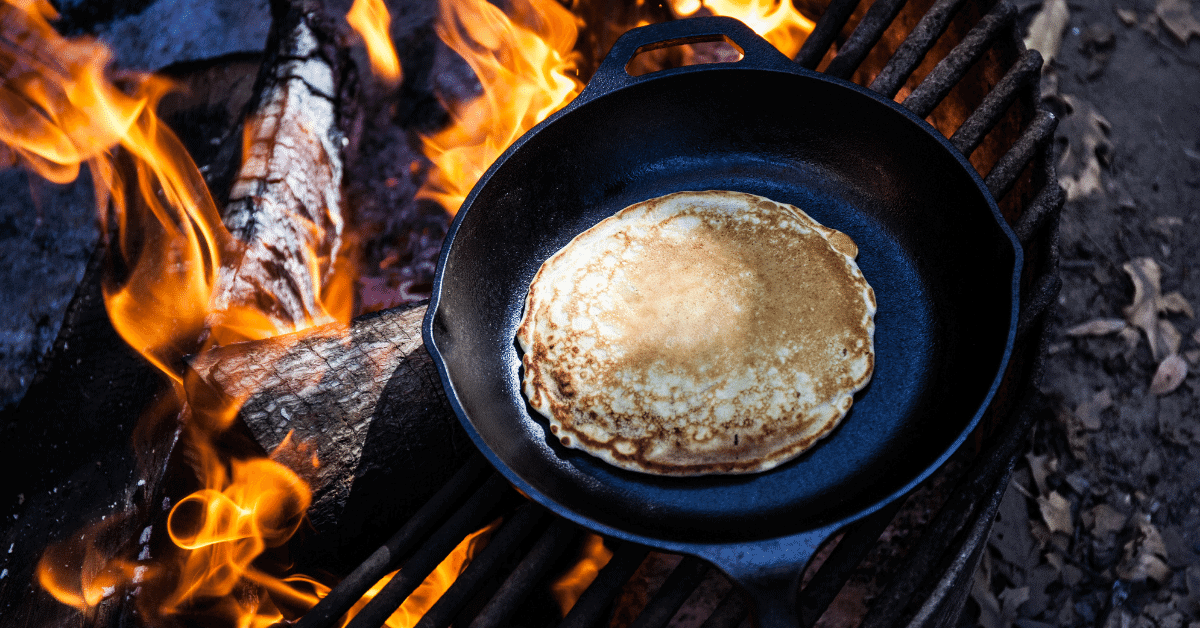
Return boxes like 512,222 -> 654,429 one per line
209,0 -> 355,339
185,301 -> 472,567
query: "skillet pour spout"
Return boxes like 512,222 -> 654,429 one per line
423,15 -> 1022,627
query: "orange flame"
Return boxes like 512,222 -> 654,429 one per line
670,0 -> 814,58
2,1 -> 356,626
347,0 -> 402,86
347,520 -> 500,627
416,0 -> 584,215
550,533 -> 613,616
159,442 -> 314,625
0,0 -> 228,378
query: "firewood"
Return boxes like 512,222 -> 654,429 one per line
184,301 -> 472,567
209,0 -> 355,336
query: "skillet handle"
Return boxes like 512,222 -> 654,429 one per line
699,526 -> 836,628
739,567 -> 805,628
578,15 -> 797,103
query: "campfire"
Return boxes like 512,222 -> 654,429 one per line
0,0 -> 1061,626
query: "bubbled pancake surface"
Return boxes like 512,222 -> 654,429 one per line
516,190 -> 876,476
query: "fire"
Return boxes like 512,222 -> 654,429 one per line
347,520 -> 500,627
158,440 -> 314,626
416,0 -> 583,215
669,0 -> 814,58
550,533 -> 613,616
347,0 -> 402,86
1,0 -> 349,625
0,0 -> 227,378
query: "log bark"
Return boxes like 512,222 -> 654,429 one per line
185,301 -> 472,569
209,0 -> 356,337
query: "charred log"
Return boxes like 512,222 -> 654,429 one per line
185,301 -> 472,570
209,0 -> 358,339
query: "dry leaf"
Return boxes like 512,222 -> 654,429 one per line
1125,257 -> 1163,352
1119,326 -> 1142,350
1045,550 -> 1065,572
1156,0 -> 1200,43
1038,491 -> 1073,535
1025,452 -> 1056,496
1118,514 -> 1172,583
1160,318 -> 1184,357
1116,7 -> 1139,24
1025,0 -> 1070,62
1150,215 -> 1185,237
1058,95 -> 1112,201
1090,504 -> 1129,536
1150,354 -> 1188,395
1122,257 -> 1190,361
1075,389 -> 1113,430
1065,318 -> 1129,336
999,586 -> 1031,626
1185,349 -> 1200,364
972,565 -> 1003,628
1160,292 -> 1195,317
1080,24 -> 1116,78
1062,404 -> 1092,461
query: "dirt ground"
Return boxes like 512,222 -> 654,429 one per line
968,0 -> 1200,626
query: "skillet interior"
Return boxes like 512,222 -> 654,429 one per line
427,65 -> 1018,545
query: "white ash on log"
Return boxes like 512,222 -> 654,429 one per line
185,301 -> 472,568
210,0 -> 355,335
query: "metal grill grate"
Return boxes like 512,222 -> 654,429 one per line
290,0 -> 1064,625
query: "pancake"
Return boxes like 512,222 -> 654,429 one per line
516,190 -> 876,476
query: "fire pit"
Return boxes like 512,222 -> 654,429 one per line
0,0 -> 1061,626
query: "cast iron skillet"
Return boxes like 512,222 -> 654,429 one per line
424,16 -> 1021,627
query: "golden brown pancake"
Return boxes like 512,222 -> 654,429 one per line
516,190 -> 876,475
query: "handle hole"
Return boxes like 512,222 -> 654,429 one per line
624,34 -> 745,77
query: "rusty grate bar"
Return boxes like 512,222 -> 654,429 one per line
1018,271 -> 1062,339
869,0 -> 972,97
468,519 -> 579,628
857,367 -> 1053,628
902,1 -> 1017,118
797,501 -> 907,627
295,455 -> 491,628
794,0 -> 861,68
629,556 -> 711,628
416,503 -> 549,628
1013,155 -> 1065,244
700,589 -> 752,628
1017,232 -> 1062,342
559,541 -> 652,628
984,109 -> 1057,199
823,0 -> 911,79
345,474 -> 511,628
950,49 -> 1043,156
900,313 -> 1062,628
